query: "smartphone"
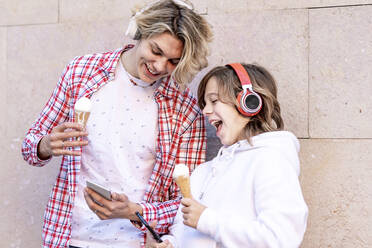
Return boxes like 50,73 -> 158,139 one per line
86,180 -> 112,201
135,211 -> 162,243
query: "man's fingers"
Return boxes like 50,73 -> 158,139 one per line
86,187 -> 115,210
84,188 -> 98,207
96,211 -> 107,220
49,140 -> 63,149
52,149 -> 82,156
84,189 -> 108,215
61,140 -> 89,148
111,192 -> 128,202
50,136 -> 88,154
50,131 -> 88,142
53,122 -> 85,132
48,123 -> 89,156
86,188 -> 107,205
111,192 -> 119,201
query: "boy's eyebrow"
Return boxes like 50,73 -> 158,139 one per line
204,92 -> 218,101
205,92 -> 218,97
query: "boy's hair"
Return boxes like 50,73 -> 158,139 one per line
132,0 -> 213,86
197,64 -> 284,139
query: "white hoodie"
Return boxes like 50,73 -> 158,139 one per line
163,131 -> 308,248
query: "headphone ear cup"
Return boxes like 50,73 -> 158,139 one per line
236,90 -> 262,117
236,91 -> 248,116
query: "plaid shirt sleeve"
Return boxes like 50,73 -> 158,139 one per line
138,100 -> 206,235
22,61 -> 72,166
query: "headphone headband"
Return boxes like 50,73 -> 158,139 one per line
226,63 -> 252,89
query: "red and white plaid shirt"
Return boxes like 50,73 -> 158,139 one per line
22,46 -> 206,248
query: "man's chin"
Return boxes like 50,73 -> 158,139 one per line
142,73 -> 163,83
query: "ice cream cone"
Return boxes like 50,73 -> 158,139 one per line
74,97 -> 92,127
174,175 -> 191,198
173,164 -> 192,198
75,111 -> 90,127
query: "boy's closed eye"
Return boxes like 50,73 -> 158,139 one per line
205,93 -> 219,103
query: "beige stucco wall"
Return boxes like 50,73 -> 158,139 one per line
1,0 -> 371,247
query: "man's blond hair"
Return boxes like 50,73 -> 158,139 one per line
132,0 -> 213,86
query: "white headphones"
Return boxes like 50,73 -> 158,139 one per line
125,0 -> 193,39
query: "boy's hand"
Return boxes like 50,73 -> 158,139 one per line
181,198 -> 206,229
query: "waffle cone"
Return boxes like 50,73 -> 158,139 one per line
75,111 -> 90,127
175,175 -> 191,198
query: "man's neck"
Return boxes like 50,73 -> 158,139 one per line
121,46 -> 138,78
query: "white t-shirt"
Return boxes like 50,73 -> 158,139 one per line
70,58 -> 160,248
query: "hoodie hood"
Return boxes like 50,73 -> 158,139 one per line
216,131 -> 300,175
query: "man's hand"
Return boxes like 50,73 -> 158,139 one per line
84,187 -> 142,221
181,198 -> 206,229
38,122 -> 88,159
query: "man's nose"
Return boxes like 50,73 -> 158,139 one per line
154,58 -> 168,73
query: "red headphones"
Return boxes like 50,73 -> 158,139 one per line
226,63 -> 262,117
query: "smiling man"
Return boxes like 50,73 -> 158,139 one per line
22,1 -> 213,248
122,32 -> 184,84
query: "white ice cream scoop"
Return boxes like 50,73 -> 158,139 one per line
74,97 -> 92,127
75,97 -> 92,112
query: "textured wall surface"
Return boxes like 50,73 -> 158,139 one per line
1,0 -> 371,247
